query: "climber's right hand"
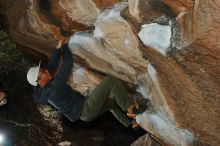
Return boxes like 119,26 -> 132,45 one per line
56,39 -> 64,49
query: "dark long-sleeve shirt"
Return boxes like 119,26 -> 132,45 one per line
33,44 -> 85,122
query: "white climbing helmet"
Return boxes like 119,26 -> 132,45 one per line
27,61 -> 41,86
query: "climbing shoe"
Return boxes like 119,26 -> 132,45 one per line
127,103 -> 148,118
133,103 -> 148,115
133,92 -> 149,114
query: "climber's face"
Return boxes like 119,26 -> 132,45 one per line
37,69 -> 52,88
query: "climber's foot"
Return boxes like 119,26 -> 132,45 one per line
127,103 -> 147,118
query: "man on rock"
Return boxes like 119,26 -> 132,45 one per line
27,38 -> 147,129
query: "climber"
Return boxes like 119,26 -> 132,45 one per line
26,38 -> 147,129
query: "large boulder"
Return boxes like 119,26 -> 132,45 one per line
68,2 -> 147,83
1,0 -> 219,146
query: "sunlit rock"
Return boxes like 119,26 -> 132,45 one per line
138,23 -> 171,56
50,0 -> 120,32
69,2 -> 147,83
94,2 -> 144,60
136,112 -> 194,146
52,0 -> 100,26
69,32 -> 142,83
136,63 -> 195,145
128,0 -> 142,22
137,64 -> 174,121
93,0 -> 119,10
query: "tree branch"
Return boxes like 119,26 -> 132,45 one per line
0,119 -> 53,145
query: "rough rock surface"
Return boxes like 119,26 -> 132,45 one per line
1,0 -> 220,146
67,64 -> 102,96
131,133 -> 162,146
68,3 -> 147,83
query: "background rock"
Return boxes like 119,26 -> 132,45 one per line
131,133 -> 162,146
138,23 -> 171,56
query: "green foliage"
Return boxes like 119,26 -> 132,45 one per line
0,30 -> 31,90
0,30 -> 26,63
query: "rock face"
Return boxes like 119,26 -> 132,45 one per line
138,23 -> 171,56
1,0 -> 220,146
68,3 -> 147,83
131,133 -> 162,146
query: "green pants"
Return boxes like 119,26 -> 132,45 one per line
80,76 -> 133,127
